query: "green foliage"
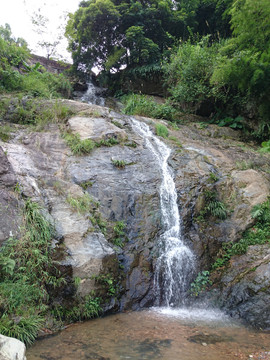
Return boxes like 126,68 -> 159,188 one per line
0,198 -> 104,345
63,132 -> 95,155
112,221 -> 126,248
164,37 -> 221,114
0,24 -> 72,98
0,98 -> 73,129
260,140 -> 270,153
111,159 -> 128,169
96,138 -> 119,147
208,172 -> 219,183
155,123 -> 169,138
200,190 -> 227,220
252,199 -> 270,224
66,0 -> 186,72
212,199 -> 270,270
190,271 -> 212,297
214,116 -> 245,130
0,200 -> 58,346
0,124 -> 12,141
94,274 -> 117,297
210,0 -> 270,137
66,193 -> 97,214
168,136 -> 182,148
235,160 -> 256,171
90,212 -> 107,235
122,94 -> 177,121
80,180 -> 93,190
52,294 -> 101,322
0,314 -> 44,346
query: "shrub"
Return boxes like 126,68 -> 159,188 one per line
0,200 -> 57,345
122,93 -> 177,121
260,140 -> 270,153
164,37 -> 221,114
199,190 -> 227,220
63,132 -> 95,155
66,193 -> 97,214
112,221 -> 126,247
190,271 -> 212,297
155,123 -> 169,138
111,159 -> 128,168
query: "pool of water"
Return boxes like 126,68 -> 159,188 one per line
27,308 -> 270,360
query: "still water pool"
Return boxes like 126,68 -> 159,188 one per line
27,308 -> 270,360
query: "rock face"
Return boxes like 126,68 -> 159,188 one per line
0,334 -> 26,360
210,244 -> 270,329
0,99 -> 269,328
0,147 -> 20,245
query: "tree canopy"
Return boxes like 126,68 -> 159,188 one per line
66,0 -> 231,73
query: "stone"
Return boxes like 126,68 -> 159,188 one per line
65,232 -> 115,296
209,244 -> 270,329
68,116 -> 127,142
0,334 -> 26,360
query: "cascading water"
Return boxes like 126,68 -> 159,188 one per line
131,118 -> 195,307
81,81 -> 105,106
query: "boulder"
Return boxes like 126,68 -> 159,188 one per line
0,335 -> 26,360
68,116 -> 127,142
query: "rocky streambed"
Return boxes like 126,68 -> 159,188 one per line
0,99 -> 269,335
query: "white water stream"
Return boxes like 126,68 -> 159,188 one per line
81,81 -> 105,106
131,118 -> 195,307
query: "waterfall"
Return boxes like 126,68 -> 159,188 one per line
131,118 -> 195,307
81,81 -> 105,106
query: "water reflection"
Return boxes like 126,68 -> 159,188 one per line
27,309 -> 270,360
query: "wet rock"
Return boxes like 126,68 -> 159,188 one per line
209,244 -> 270,329
0,99 -> 269,328
0,334 -> 26,360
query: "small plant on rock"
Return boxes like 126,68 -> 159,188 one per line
199,190 -> 227,220
212,199 -> 270,270
67,193 -> 97,214
190,271 -> 212,297
112,221 -> 126,248
155,123 -> 169,138
111,159 -> 128,169
63,132 -> 95,155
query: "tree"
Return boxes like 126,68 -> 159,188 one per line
65,0 -> 188,73
211,0 -> 270,129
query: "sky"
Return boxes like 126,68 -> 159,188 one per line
0,0 -> 82,62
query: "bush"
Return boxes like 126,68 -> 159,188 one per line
164,37 -> 221,114
155,123 -> 169,138
199,190 -> 227,221
122,93 -> 177,121
0,200 -> 57,345
63,132 -> 95,155
0,26 -> 72,98
190,271 -> 212,297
